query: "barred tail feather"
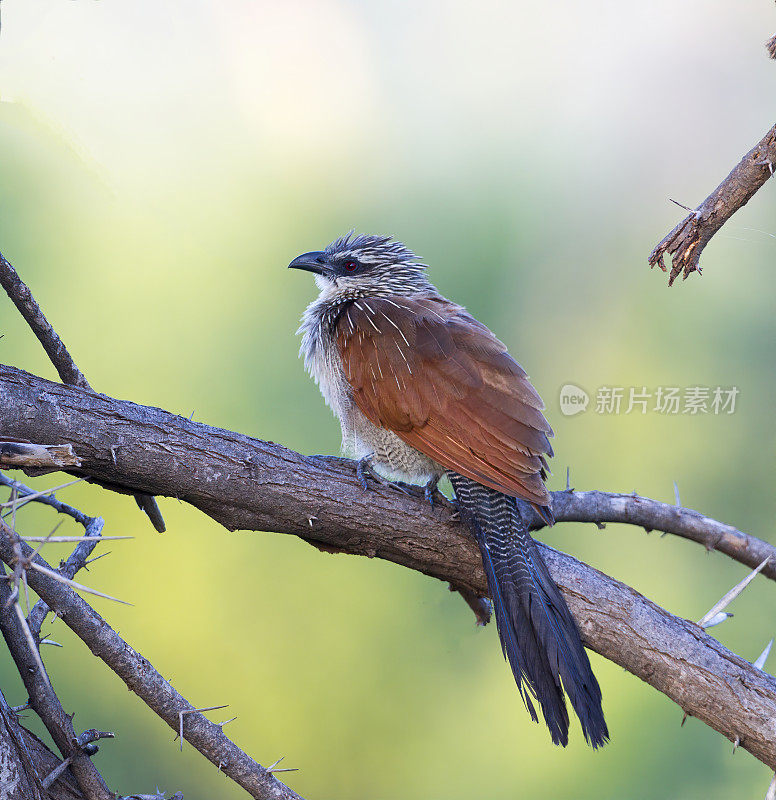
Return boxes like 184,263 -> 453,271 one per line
450,473 -> 608,748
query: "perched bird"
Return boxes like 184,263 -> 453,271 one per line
289,232 -> 608,747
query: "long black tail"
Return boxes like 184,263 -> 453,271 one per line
449,473 -> 608,748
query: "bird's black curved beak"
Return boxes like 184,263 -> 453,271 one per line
288,251 -> 330,275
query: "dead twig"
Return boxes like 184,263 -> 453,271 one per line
648,123 -> 776,285
0,441 -> 81,470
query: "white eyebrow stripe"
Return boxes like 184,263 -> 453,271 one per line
379,311 -> 411,346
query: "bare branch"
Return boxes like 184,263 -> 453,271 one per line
545,489 -> 776,582
1,364 -> 776,769
0,251 -> 165,532
0,576 -> 113,799
0,252 -> 89,388
0,536 -> 304,800
2,478 -> 85,514
0,472 -> 92,525
0,442 -> 81,470
28,515 -> 105,637
3,364 -> 774,580
648,123 -> 776,285
0,687 -> 46,800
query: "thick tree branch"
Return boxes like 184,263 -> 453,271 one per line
1,363 -> 775,769
0,251 -> 165,532
648,123 -> 776,285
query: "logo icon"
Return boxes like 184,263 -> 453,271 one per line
559,384 -> 589,416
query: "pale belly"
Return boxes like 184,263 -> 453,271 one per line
343,405 -> 445,485
302,303 -> 444,485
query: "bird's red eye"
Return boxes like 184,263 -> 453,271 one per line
344,261 -> 358,272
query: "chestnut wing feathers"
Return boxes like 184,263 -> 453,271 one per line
337,296 -> 553,505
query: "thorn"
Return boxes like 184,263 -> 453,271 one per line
669,198 -> 695,214
39,638 -> 63,647
10,702 -> 30,713
703,611 -> 734,629
217,716 -> 237,728
177,705 -> 229,750
28,562 -> 132,605
697,557 -> 771,628
732,735 -> 740,754
680,711 -> 689,726
307,516 -> 317,528
41,755 -> 74,789
20,535 -> 130,543
0,478 -> 85,511
85,551 -> 111,566
266,756 -> 299,775
565,466 -> 571,492
754,638 -> 774,671
673,481 -> 681,507
595,521 -> 606,530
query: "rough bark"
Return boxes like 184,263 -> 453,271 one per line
648,123 -> 776,285
1,363 -> 775,768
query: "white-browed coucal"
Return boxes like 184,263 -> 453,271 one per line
289,232 -> 608,747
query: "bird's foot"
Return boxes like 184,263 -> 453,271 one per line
423,477 -> 444,509
355,456 -> 413,496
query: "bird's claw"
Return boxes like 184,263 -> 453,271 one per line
356,457 -> 412,496
424,477 -> 442,509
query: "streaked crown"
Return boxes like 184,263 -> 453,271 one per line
288,232 -> 432,298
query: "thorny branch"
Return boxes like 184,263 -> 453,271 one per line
1,363 -> 776,776
0,523 -> 113,797
648,122 -> 776,285
0,476 -> 189,799
0,521 -> 304,800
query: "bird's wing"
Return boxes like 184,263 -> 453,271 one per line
336,295 -> 554,505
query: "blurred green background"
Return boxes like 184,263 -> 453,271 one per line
1,1 -> 775,798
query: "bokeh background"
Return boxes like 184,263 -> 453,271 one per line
1,2 -> 775,798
